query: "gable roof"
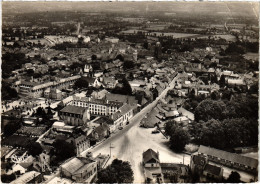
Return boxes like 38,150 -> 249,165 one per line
198,145 -> 258,169
143,149 -> 159,164
60,105 -> 86,115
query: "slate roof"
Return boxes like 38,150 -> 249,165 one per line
143,149 -> 159,164
198,145 -> 258,169
60,105 -> 86,115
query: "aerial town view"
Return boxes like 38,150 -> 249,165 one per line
1,1 -> 259,183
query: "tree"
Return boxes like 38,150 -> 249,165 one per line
226,171 -> 240,183
194,99 -> 226,122
3,118 -> 21,137
165,122 -> 190,152
73,78 -> 89,90
219,75 -> 226,87
123,60 -> 135,70
52,139 -> 75,162
27,142 -> 43,157
97,159 -> 134,183
115,54 -> 124,61
111,77 -> 132,96
2,81 -> 18,100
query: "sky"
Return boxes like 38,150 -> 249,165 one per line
2,1 -> 259,19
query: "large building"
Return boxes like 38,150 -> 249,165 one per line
69,96 -> 122,116
13,75 -> 81,98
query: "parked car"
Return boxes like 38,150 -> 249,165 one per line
118,127 -> 123,130
152,130 -> 160,134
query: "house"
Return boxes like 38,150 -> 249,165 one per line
59,106 -> 90,126
142,149 -> 163,183
91,89 -> 109,100
81,77 -> 102,88
60,157 -> 97,183
67,135 -> 90,156
198,145 -> 258,174
111,104 -> 135,131
100,77 -> 118,89
89,123 -> 110,142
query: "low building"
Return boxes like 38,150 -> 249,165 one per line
198,145 -> 258,174
60,157 -> 97,183
59,106 -> 90,126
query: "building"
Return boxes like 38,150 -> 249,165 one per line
110,104 -> 135,131
69,96 -> 122,116
10,171 -> 42,184
13,75 -> 81,98
44,88 -> 62,100
59,105 -> 90,126
67,135 -> 90,156
142,149 -> 163,183
88,122 -> 110,142
190,154 -> 223,182
60,157 -> 97,183
198,145 -> 258,174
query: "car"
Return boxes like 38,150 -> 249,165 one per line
152,130 -> 160,134
118,127 -> 123,130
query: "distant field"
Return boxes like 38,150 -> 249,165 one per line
121,29 -> 199,38
200,34 -> 236,41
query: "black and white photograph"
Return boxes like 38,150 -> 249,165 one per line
1,1 -> 259,183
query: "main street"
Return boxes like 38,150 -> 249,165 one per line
80,73 -> 191,183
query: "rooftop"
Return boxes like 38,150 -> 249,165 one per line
60,105 -> 87,115
198,145 -> 258,169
